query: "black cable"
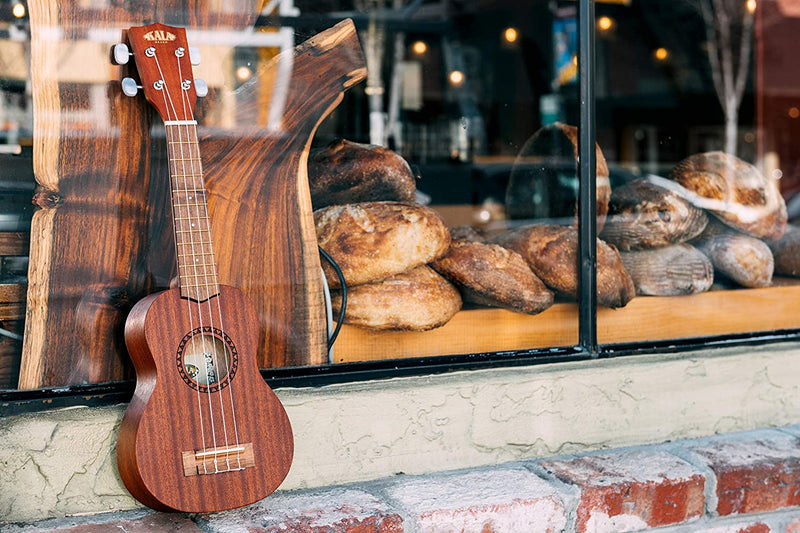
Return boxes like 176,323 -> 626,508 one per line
319,246 -> 346,351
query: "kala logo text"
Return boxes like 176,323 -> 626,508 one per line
143,30 -> 176,43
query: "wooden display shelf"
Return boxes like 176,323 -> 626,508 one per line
332,284 -> 800,363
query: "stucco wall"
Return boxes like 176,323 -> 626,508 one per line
3,342 -> 800,522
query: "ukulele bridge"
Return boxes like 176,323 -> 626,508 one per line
182,442 -> 255,476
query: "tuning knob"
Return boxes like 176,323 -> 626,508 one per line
121,77 -> 140,97
189,46 -> 201,66
111,43 -> 131,65
194,79 -> 208,97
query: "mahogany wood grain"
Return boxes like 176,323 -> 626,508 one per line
118,285 -> 293,512
20,0 -> 365,388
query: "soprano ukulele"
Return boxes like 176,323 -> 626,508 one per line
115,23 -> 293,513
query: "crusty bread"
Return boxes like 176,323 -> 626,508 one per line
431,240 -> 554,315
308,139 -> 416,209
493,225 -> 635,308
669,152 -> 786,240
505,122 -> 611,231
694,223 -> 773,288
330,265 -> 461,331
600,179 -> 708,250
315,201 -> 450,288
768,224 -> 800,277
620,244 -> 714,296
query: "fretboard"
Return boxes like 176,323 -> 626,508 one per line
165,121 -> 219,302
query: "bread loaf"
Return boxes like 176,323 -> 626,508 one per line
331,265 -> 461,331
493,225 -> 635,308
669,152 -> 786,240
768,224 -> 800,276
315,201 -> 450,288
431,240 -> 554,315
620,244 -> 714,296
308,139 -> 416,208
600,179 -> 708,250
505,122 -> 611,231
695,226 -> 773,288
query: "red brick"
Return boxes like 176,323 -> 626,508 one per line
199,488 -> 402,533
688,431 -> 800,516
540,449 -> 705,532
383,467 -> 568,532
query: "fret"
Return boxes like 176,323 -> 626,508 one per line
177,241 -> 213,247
178,270 -> 219,278
171,187 -> 207,193
174,215 -> 210,222
172,203 -> 209,209
171,157 -> 202,162
183,281 -> 219,289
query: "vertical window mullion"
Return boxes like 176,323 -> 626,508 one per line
577,0 -> 598,355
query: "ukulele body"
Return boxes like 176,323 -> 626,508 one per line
117,285 -> 294,512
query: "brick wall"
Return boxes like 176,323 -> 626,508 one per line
7,425 -> 800,532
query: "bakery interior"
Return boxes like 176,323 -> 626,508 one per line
1,0 -> 798,391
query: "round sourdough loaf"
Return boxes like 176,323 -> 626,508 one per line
600,179 -> 708,250
330,265 -> 461,331
669,151 -> 786,240
308,139 -> 416,209
493,224 -> 635,308
315,201 -> 450,288
431,240 -> 554,315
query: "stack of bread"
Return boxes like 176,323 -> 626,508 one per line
311,139 -> 460,331
310,134 -> 788,333
310,139 -> 569,331
600,151 -> 787,293
600,178 -> 714,296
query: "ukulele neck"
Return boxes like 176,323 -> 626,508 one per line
165,121 -> 219,302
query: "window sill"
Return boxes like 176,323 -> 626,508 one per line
3,340 -> 800,522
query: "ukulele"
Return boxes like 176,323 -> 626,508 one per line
115,23 -> 294,513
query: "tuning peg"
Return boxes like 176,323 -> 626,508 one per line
111,43 -> 131,65
189,46 -> 201,66
194,79 -> 208,98
121,77 -> 140,97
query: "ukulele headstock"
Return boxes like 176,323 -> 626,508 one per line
117,23 -> 207,122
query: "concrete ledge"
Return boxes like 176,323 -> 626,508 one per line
2,342 -> 800,522
7,426 -> 800,532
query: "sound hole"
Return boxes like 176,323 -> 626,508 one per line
177,328 -> 239,392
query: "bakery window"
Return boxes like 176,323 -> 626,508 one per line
1,0 -> 800,407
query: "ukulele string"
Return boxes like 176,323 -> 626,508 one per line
152,51 -> 220,472
177,54 -> 243,471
